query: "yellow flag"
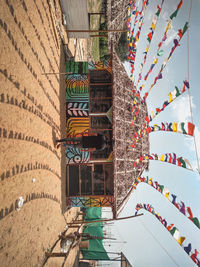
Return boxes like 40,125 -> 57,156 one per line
178,236 -> 186,245
153,58 -> 158,64
166,21 -> 172,31
160,154 -> 165,161
168,92 -> 173,103
152,23 -> 155,31
172,122 -> 177,132
165,192 -> 169,199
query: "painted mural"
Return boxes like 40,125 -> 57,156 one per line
66,196 -> 114,208
66,60 -> 114,209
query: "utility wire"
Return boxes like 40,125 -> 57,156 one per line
135,189 -> 179,267
186,0 -> 200,174
138,217 -> 180,267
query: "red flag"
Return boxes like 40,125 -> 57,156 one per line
188,122 -> 195,136
177,0 -> 183,9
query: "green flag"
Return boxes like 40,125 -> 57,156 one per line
170,9 -> 178,20
170,226 -> 178,236
157,50 -> 164,56
182,22 -> 189,36
175,86 -> 181,97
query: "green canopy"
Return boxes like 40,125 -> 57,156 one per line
81,208 -> 110,260
84,207 -> 102,221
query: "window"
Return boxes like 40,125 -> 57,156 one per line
89,70 -> 112,84
66,163 -> 113,196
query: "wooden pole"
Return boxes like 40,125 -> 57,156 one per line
90,35 -> 108,38
89,12 -> 105,15
66,29 -> 127,33
46,252 -> 71,258
41,72 -> 72,75
68,213 -> 143,226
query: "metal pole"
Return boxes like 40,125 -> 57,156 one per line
66,29 -> 127,33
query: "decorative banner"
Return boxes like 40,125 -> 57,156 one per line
170,0 -> 183,20
128,0 -> 150,79
137,0 -> 164,85
130,80 -> 189,134
135,203 -> 200,266
131,176 -> 200,229
157,0 -> 183,53
145,80 -> 189,123
143,57 -> 158,81
133,153 -> 193,171
127,0 -> 137,33
137,0 -> 183,93
132,121 -> 195,146
142,21 -> 189,102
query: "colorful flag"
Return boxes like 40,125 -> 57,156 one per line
145,81 -> 189,123
133,153 -> 193,171
132,122 -> 195,147
131,176 -> 200,230
146,22 -> 189,98
135,203 -> 200,265
137,0 -> 164,85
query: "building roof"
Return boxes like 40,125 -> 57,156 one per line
112,50 -> 149,215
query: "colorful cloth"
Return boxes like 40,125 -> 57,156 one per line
137,0 -> 164,85
133,153 -> 193,171
131,121 -> 195,146
132,176 -> 200,229
144,81 -> 189,123
135,203 -> 200,266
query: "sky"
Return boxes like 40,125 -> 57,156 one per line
100,0 -> 200,266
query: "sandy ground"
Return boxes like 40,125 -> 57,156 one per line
0,0 -> 80,266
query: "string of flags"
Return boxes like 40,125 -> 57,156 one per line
127,0 -> 150,80
142,21 -> 189,102
145,80 -> 189,123
157,0 -> 183,53
130,80 -> 189,134
131,176 -> 200,229
131,121 -> 195,147
127,0 -> 137,33
133,153 -> 193,171
137,0 -> 164,85
135,203 -> 200,266
138,0 -> 184,93
126,1 -> 199,264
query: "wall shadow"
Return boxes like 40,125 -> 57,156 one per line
59,42 -> 67,213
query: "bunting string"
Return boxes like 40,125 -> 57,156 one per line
127,0 -> 138,33
137,0 -> 164,86
157,0 -> 183,53
142,21 -> 189,103
132,176 -> 200,229
138,0 -> 183,93
133,153 -> 193,171
135,203 -> 200,266
131,121 -> 195,147
127,0 -> 150,80
145,80 -> 189,123
130,80 -> 189,133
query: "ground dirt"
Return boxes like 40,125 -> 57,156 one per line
0,0 -> 80,266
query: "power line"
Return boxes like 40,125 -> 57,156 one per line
138,216 -> 180,267
186,0 -> 200,174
